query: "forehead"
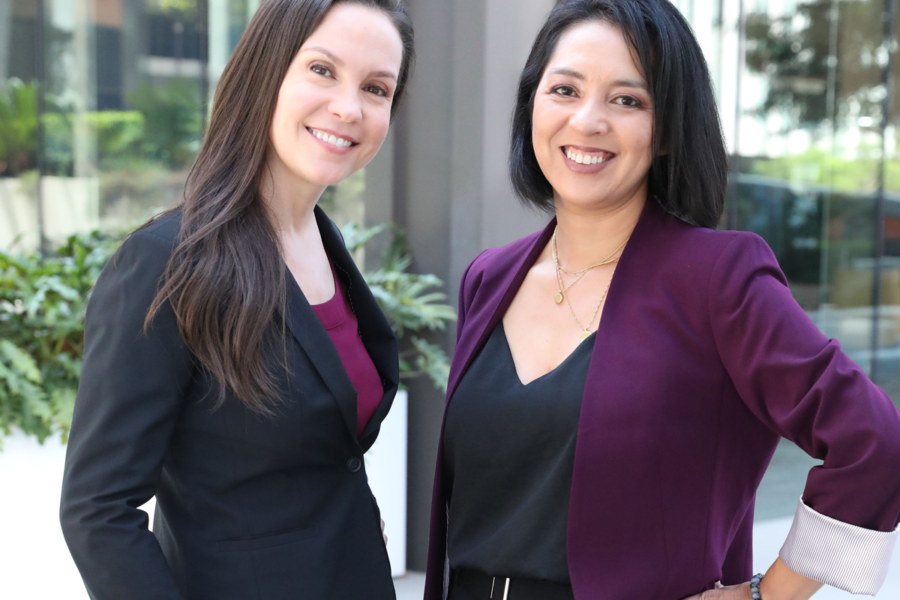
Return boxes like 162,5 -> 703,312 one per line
545,20 -> 645,82
301,3 -> 403,71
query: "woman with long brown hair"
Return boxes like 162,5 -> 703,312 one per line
59,1 -> 414,599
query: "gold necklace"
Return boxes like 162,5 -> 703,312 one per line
552,227 -> 629,276
551,226 -> 628,304
553,267 -> 589,304
565,270 -> 614,342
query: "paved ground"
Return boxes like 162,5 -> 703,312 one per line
1,433 -> 896,599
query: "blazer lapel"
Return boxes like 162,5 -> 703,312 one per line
282,260 -> 360,440
314,207 -> 400,449
445,219 -> 556,403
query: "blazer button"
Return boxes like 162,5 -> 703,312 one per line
346,457 -> 362,473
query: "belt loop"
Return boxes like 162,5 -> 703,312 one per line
502,578 -> 511,600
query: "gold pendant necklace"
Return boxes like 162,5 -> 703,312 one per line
554,268 -> 589,304
552,226 -> 628,305
566,272 -> 614,342
552,226 -> 629,276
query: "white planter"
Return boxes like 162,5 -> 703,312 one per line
365,389 -> 408,577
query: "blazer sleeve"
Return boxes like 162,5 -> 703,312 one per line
60,229 -> 194,600
709,232 -> 900,594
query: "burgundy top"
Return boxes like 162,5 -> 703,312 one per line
310,261 -> 384,436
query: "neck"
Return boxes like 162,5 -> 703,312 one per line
553,192 -> 646,270
259,149 -> 327,237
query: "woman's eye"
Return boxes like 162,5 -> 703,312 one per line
614,95 -> 642,108
310,63 -> 332,77
551,85 -> 577,97
365,84 -> 390,98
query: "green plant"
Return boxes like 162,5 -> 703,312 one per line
43,110 -> 147,174
342,223 -> 457,392
128,78 -> 202,168
0,221 -> 455,448
0,78 -> 38,176
0,231 -> 121,447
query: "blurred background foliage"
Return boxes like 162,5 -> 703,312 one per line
0,77 -> 200,178
0,230 -> 120,448
342,222 -> 456,393
0,219 -> 455,447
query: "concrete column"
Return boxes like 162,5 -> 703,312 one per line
72,0 -> 97,179
207,0 -> 228,107
0,0 -> 11,80
120,0 -> 143,101
394,0 -> 552,571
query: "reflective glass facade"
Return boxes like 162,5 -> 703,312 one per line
0,0 -> 366,253
676,0 -> 900,520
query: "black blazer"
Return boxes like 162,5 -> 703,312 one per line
60,207 -> 400,600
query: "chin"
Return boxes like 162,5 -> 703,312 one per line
299,165 -> 354,187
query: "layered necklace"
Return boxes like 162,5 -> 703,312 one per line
551,226 -> 629,342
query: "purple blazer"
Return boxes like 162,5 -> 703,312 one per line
424,199 -> 900,599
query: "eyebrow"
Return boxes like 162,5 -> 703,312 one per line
547,68 -> 648,91
301,45 -> 398,81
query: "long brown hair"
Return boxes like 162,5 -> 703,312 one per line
145,0 -> 415,415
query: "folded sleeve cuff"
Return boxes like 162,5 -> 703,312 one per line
778,497 -> 898,595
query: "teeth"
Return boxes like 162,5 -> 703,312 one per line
565,146 -> 610,165
311,129 -> 354,148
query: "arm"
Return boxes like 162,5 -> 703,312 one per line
702,233 -> 900,598
60,230 -> 194,600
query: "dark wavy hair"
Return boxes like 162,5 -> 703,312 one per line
509,0 -> 727,228
145,0 -> 415,415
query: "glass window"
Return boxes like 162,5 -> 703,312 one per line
1,0 -> 365,254
687,0 -> 900,522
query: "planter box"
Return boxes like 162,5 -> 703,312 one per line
365,389 -> 408,577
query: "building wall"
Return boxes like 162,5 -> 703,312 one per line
387,0 -> 552,569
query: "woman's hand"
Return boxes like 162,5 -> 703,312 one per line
682,581 -> 751,600
381,518 -> 388,545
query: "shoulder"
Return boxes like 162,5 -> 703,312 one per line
104,208 -> 182,283
128,207 -> 182,248
461,228 -> 546,286
116,208 -> 182,261
648,210 -> 779,276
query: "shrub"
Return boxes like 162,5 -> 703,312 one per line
0,231 -> 120,447
0,221 -> 455,447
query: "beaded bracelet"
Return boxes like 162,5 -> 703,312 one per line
750,573 -> 764,600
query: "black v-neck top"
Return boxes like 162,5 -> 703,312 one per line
443,322 -> 595,584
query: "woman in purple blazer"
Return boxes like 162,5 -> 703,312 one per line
424,1 -> 900,599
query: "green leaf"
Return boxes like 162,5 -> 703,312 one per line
340,222 -> 388,253
0,340 -> 42,383
410,337 -> 451,393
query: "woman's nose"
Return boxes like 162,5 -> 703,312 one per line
569,99 -> 611,136
329,87 -> 363,123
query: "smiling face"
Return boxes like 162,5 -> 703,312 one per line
532,20 -> 655,213
267,3 -> 403,191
